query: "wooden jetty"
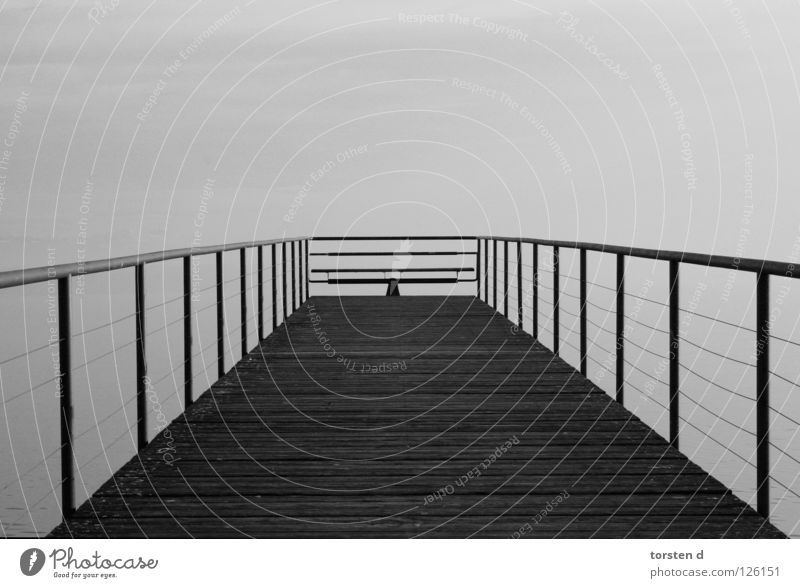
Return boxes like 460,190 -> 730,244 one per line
48,296 -> 784,538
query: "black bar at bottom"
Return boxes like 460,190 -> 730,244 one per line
271,244 -> 277,331
240,248 -> 247,357
533,244 -> 538,340
484,239 -> 489,303
257,247 -> 264,339
669,260 -> 680,449
517,240 -> 523,329
476,239 -> 481,300
304,240 -> 310,300
183,256 -> 192,408
216,251 -> 224,379
57,276 -> 74,520
553,246 -> 560,356
282,242 -> 287,321
315,277 -> 465,285
493,240 -> 497,310
616,253 -> 625,405
579,248 -> 587,376
756,271 -> 770,518
299,241 -> 305,304
135,263 -> 147,450
503,240 -> 509,317
292,241 -> 297,312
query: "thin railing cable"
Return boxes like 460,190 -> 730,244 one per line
629,380 -> 670,412
638,385 -> 755,466
626,293 -> 671,309
677,391 -> 757,436
771,475 -> 800,501
145,293 -> 184,311
625,336 -> 668,361
71,340 -> 137,374
538,324 -> 582,355
0,340 -> 63,367
770,332 -> 800,349
770,443 -> 800,468
531,298 -> 800,443
768,400 -> 800,428
61,274 -> 276,342
522,283 -> 758,370
681,336 -> 755,368
71,311 -> 136,338
0,376 -> 59,407
525,299 -> 617,340
679,362 -> 755,402
769,370 -> 800,391
625,314 -> 670,335
678,307 -> 756,333
624,357 -> 669,386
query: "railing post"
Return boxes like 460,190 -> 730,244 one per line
216,251 -> 224,379
756,271 -> 770,518
257,246 -> 264,340
616,253 -> 625,405
553,246 -> 559,356
271,244 -> 278,331
292,241 -> 297,312
517,240 -> 523,329
305,239 -> 310,301
484,239 -> 489,304
476,239 -> 481,300
504,240 -> 509,317
579,248 -> 587,376
493,240 -> 498,310
669,260 -> 680,449
282,241 -> 288,321
240,248 -> 247,357
183,256 -> 192,408
299,240 -> 304,305
57,276 -> 74,520
533,243 -> 538,340
135,263 -> 147,450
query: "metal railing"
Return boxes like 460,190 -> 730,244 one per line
0,237 -> 311,523
3,233 -> 799,534
479,236 -> 800,527
309,236 -> 478,286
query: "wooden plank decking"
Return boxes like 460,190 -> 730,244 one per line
49,296 -> 785,538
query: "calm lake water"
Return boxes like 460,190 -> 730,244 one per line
2,241 -> 799,537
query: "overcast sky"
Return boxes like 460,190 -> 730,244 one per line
2,0 -> 800,269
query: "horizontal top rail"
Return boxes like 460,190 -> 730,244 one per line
312,267 -> 474,273
481,236 -> 800,277
309,238 -> 479,287
0,237 -> 310,289
310,251 -> 476,256
7,232 -> 798,288
313,236 -> 477,241
312,277 -> 468,284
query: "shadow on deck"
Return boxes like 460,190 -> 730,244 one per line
49,296 -> 785,538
